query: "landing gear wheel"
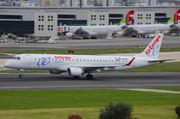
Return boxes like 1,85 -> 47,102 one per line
86,75 -> 93,80
19,69 -> 24,78
19,75 -> 23,78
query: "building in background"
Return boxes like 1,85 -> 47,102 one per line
0,5 -> 179,37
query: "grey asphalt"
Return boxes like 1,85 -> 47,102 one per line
0,37 -> 179,50
0,72 -> 179,91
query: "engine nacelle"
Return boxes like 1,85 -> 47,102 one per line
48,70 -> 62,74
66,33 -> 73,37
67,67 -> 83,76
117,31 -> 123,36
122,25 -> 128,29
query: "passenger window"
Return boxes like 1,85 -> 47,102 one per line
17,57 -> 20,60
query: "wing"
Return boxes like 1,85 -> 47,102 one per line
74,27 -> 89,36
167,25 -> 180,33
122,26 -> 138,36
74,27 -> 98,36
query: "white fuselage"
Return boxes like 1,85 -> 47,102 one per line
130,24 -> 170,34
68,25 -> 124,36
4,54 -> 158,72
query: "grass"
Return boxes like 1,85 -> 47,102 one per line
0,53 -> 7,56
1,62 -> 180,73
0,89 -> 180,119
0,47 -> 180,55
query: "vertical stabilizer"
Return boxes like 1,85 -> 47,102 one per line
135,32 -> 164,59
117,10 -> 134,26
174,9 -> 180,24
165,9 -> 180,25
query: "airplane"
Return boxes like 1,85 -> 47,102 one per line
64,10 -> 134,39
3,30 -> 173,79
117,9 -> 180,37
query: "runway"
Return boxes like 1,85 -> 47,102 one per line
0,72 -> 180,91
0,37 -> 180,50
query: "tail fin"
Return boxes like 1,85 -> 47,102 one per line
135,32 -> 164,59
165,9 -> 180,25
117,10 -> 134,26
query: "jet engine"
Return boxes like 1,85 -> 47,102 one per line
48,70 -> 63,74
122,25 -> 128,29
117,31 -> 123,36
67,67 -> 84,76
66,33 -> 73,37
170,24 -> 176,28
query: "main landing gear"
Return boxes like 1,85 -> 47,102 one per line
86,74 -> 93,80
19,69 -> 24,78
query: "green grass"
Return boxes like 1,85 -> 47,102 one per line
0,47 -> 180,55
0,53 -> 7,56
0,89 -> 180,119
1,62 -> 180,73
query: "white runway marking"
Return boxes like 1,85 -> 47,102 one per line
127,89 -> 180,94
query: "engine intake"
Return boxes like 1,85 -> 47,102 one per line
66,33 -> 73,37
67,67 -> 83,76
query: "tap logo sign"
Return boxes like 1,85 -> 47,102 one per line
145,35 -> 160,56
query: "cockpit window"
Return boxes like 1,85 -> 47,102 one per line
11,57 -> 21,60
12,57 -> 16,59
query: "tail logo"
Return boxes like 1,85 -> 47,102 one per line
148,45 -> 159,57
145,35 -> 161,56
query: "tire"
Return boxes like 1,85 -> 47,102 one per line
86,75 -> 93,80
19,75 -> 23,78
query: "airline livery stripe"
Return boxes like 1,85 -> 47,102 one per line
125,57 -> 135,66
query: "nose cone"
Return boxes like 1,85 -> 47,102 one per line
3,61 -> 10,68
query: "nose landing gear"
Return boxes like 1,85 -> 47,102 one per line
19,69 -> 24,78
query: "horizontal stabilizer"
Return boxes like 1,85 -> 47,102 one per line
147,59 -> 175,63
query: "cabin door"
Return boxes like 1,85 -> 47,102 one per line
27,54 -> 32,65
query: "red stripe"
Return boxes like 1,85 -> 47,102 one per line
126,57 -> 135,66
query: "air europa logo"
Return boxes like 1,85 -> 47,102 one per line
37,57 -> 51,66
145,35 -> 161,56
